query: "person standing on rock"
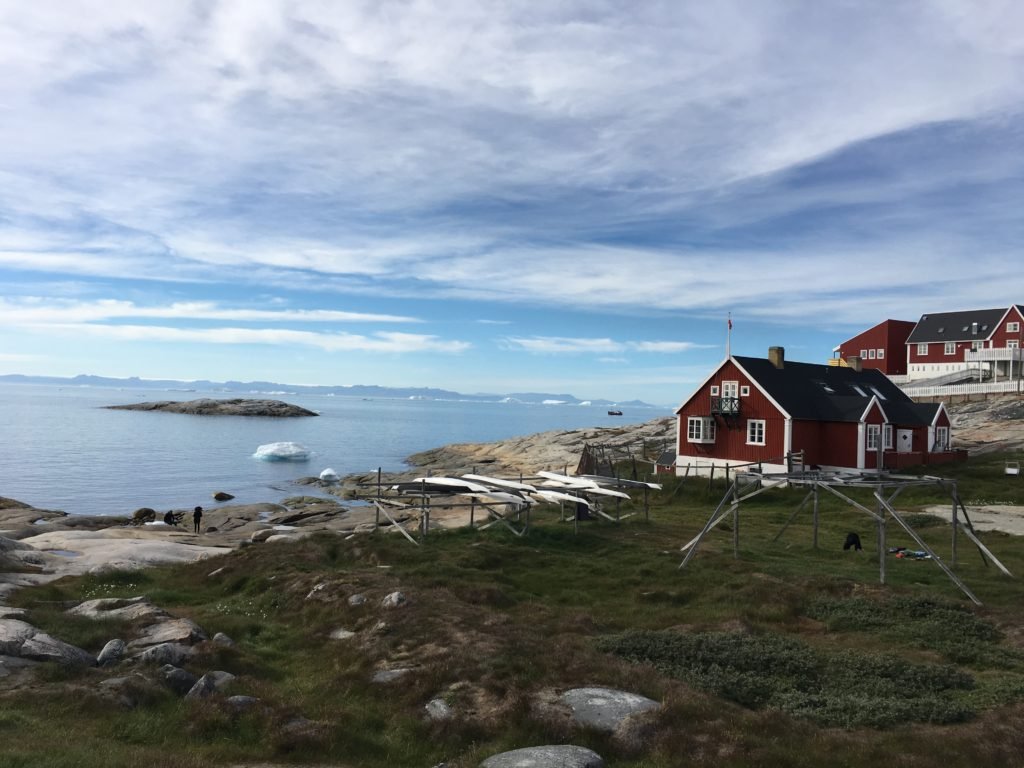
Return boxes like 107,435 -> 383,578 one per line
193,506 -> 203,534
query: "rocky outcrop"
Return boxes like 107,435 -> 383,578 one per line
105,398 -> 317,417
480,745 -> 605,768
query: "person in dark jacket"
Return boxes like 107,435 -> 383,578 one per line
193,506 -> 203,534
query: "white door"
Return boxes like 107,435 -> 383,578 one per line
897,429 -> 913,453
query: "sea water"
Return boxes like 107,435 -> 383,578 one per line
0,383 -> 667,517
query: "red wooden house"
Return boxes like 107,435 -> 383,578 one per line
833,319 -> 915,376
675,347 -> 960,475
906,305 -> 1024,382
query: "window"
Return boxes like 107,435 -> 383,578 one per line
740,385 -> 750,397
869,385 -> 887,400
710,385 -> 720,396
917,343 -> 928,355
746,419 -> 766,446
944,342 -> 956,355
687,417 -> 716,444
1009,322 -> 1019,333
972,340 -> 984,351
877,349 -> 885,359
1008,340 -> 1019,350
722,381 -> 739,398
867,349 -> 876,359
883,424 -> 893,449
851,384 -> 867,396
935,426 -> 949,451
866,424 -> 881,451
860,348 -> 868,358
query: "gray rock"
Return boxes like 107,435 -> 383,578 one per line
105,398 -> 317,417
480,745 -> 605,768
226,694 -> 259,711
372,668 -> 411,683
0,618 -> 36,655
347,594 -> 367,606
264,533 -> 310,544
560,687 -> 660,733
212,632 -> 235,647
250,529 -> 276,543
97,638 -> 127,667
185,670 -> 236,700
306,582 -> 329,600
160,664 -> 199,696
381,591 -> 407,609
212,492 -> 235,501
68,596 -> 167,623
329,628 -> 355,640
425,698 -> 453,721
127,618 -> 207,650
20,632 -> 95,666
0,607 -> 27,619
136,642 -> 193,666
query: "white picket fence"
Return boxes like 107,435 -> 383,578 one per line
901,379 -> 1022,399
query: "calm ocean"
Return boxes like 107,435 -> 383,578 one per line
0,383 -> 666,517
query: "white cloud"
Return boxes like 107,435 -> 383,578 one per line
505,336 -> 709,355
0,298 -> 419,324
35,323 -> 470,354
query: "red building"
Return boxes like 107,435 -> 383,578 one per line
675,347 -> 959,475
906,306 -> 1024,381
834,319 -> 915,376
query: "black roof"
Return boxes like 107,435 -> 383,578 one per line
906,307 -> 1008,344
732,356 -> 933,425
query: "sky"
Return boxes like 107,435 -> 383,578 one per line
1,1 -> 1023,405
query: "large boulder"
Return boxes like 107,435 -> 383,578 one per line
559,687 -> 660,733
184,670 -> 236,700
68,596 -> 168,623
0,619 -> 36,655
97,639 -> 127,667
127,618 -> 207,650
480,745 -> 605,768
20,632 -> 95,667
160,664 -> 199,696
135,642 -> 194,666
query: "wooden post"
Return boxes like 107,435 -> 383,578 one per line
812,483 -> 819,550
643,486 -> 649,521
732,500 -> 739,559
470,496 -> 476,529
376,467 -> 382,499
952,493 -> 959,567
878,495 -> 886,585
707,464 -> 715,491
420,479 -> 427,540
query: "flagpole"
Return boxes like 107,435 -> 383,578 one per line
727,313 -> 732,358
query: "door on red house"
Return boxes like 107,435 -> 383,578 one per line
897,429 -> 913,453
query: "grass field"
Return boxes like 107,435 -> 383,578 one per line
5,453 -> 1024,767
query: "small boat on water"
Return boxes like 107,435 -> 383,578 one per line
607,409 -> 623,416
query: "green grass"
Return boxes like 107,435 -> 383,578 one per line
4,460 -> 1024,767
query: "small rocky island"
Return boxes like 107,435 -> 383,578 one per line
105,398 -> 318,417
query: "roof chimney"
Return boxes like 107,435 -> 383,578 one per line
846,355 -> 862,372
768,346 -> 785,369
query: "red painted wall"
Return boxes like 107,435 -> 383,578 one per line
676,359 -> 786,464
838,320 -> 914,375
819,422 -> 860,469
988,307 -> 1024,348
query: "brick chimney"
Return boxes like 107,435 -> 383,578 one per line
846,355 -> 862,372
768,346 -> 785,369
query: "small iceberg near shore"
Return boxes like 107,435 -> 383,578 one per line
254,442 -> 311,462
319,468 -> 340,483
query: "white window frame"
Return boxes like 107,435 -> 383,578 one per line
867,349 -> 876,359
935,426 -> 949,451
740,385 -> 750,397
710,385 -> 720,396
972,340 -> 984,351
944,341 -> 956,355
687,416 -> 716,444
877,349 -> 885,359
883,424 -> 893,449
746,419 -> 766,446
866,424 -> 881,451
917,343 -> 928,355
1008,322 -> 1019,333
860,348 -> 868,358
721,380 -> 739,398
1008,340 -> 1019,350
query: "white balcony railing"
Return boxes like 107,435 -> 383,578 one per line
965,348 -> 1023,362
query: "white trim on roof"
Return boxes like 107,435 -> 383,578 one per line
729,357 -> 793,420
858,396 -> 888,424
674,356 -> 730,414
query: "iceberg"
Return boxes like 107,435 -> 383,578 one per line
319,467 -> 340,483
253,442 -> 311,462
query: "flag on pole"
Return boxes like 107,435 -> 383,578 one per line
727,313 -> 732,357
728,316 -> 732,330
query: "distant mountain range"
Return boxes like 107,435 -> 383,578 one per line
0,373 -> 660,409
